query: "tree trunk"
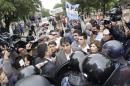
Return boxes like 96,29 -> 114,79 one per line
4,15 -> 12,33
5,20 -> 10,33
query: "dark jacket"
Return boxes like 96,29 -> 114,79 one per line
1,59 -> 19,86
0,73 -> 18,86
55,47 -> 82,67
34,58 -> 57,79
109,26 -> 126,43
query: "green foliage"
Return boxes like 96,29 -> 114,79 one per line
53,3 -> 66,15
0,0 -> 42,32
54,3 -> 64,9
0,0 -> 42,20
61,0 -> 119,12
41,8 -> 50,17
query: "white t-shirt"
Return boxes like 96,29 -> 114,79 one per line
79,44 -> 90,54
65,50 -> 73,61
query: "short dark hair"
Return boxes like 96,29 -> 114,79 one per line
65,29 -> 71,33
95,24 -> 100,30
49,30 -> 55,35
48,41 -> 57,46
73,29 -> 81,36
90,19 -> 97,27
37,43 -> 48,58
60,37 -> 72,46
80,32 -> 87,39
24,54 -> 33,65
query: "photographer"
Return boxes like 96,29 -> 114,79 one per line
110,21 -> 125,43
100,29 -> 113,47
103,6 -> 130,60
104,18 -> 130,51
103,6 -> 126,44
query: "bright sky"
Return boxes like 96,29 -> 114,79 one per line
40,0 -> 61,10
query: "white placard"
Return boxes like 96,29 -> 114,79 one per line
49,7 -> 63,15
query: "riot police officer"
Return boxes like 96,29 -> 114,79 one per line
15,75 -> 52,86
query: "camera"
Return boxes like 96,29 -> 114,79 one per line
30,41 -> 39,49
103,6 -> 122,25
0,34 -> 20,52
0,37 -> 15,52
109,6 -> 122,21
102,18 -> 111,25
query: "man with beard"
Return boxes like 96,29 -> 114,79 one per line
13,41 -> 28,69
48,41 -> 58,63
100,29 -> 113,47
16,41 -> 27,58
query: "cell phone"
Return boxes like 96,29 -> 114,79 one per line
19,59 -> 25,67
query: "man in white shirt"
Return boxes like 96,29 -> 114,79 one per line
78,32 -> 90,54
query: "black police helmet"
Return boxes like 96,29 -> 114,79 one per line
15,75 -> 52,86
68,73 -> 90,86
15,40 -> 27,49
41,61 -> 57,78
55,61 -> 71,85
70,51 -> 87,71
55,61 -> 83,86
20,66 -> 36,78
82,53 -> 115,85
103,17 -> 111,25
102,40 -> 124,60
101,63 -> 130,86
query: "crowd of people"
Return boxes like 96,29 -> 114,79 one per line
0,8 -> 130,86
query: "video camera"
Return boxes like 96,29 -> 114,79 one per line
0,35 -> 14,52
102,17 -> 111,25
0,33 -> 26,52
109,6 -> 122,21
103,6 -> 122,25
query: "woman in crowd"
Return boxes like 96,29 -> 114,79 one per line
89,41 -> 101,54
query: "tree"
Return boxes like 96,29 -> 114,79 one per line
61,0 -> 100,13
120,0 -> 130,8
41,8 -> 50,17
54,3 -> 64,9
61,0 -> 118,12
0,0 -> 42,32
53,3 -> 66,15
